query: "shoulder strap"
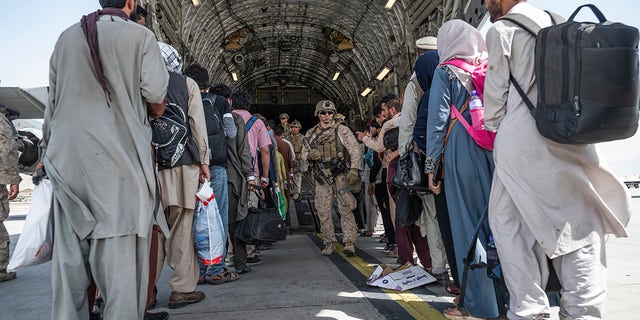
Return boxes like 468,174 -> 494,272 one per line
441,97 -> 470,155
450,104 -> 472,131
497,13 -> 541,37
245,115 -> 258,132
457,206 -> 489,310
411,76 -> 424,100
496,11 -> 564,114
441,58 -> 475,74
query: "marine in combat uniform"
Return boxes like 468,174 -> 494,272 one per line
279,112 -> 292,138
288,120 -> 305,200
303,100 -> 362,256
0,108 -> 21,282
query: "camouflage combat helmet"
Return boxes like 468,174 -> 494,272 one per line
290,120 -> 301,128
279,113 -> 290,119
314,100 -> 337,116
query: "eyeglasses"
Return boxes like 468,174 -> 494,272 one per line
319,111 -> 334,116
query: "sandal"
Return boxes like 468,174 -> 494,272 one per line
386,251 -> 399,258
236,267 -> 252,274
443,307 -> 486,320
207,269 -> 239,285
446,283 -> 461,295
360,230 -> 374,237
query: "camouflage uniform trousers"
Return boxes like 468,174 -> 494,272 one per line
293,172 -> 302,196
0,185 -> 10,272
314,173 -> 358,246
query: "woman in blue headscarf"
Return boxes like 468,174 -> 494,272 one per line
425,19 -> 502,319
413,51 -> 461,296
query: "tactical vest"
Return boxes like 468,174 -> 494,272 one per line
158,72 -> 199,170
202,93 -> 228,167
308,123 -> 349,165
289,133 -> 303,154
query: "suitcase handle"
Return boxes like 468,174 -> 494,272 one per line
568,4 -> 607,23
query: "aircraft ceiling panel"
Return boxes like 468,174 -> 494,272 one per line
148,0 -> 485,117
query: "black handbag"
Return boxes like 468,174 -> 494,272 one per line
235,206 -> 286,244
393,152 -> 430,193
395,188 -> 424,227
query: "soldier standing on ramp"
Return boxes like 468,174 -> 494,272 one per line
303,100 -> 362,256
288,120 -> 304,200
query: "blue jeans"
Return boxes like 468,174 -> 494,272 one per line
199,165 -> 229,276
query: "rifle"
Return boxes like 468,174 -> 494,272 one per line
313,160 -> 347,207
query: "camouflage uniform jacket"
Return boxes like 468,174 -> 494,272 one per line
288,133 -> 304,155
0,114 -> 21,186
304,122 -> 362,171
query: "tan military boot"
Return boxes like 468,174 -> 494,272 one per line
0,271 -> 16,282
343,243 -> 356,257
321,243 -> 336,256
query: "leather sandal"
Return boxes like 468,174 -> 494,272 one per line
446,283 -> 461,295
207,269 -> 239,285
443,307 -> 486,320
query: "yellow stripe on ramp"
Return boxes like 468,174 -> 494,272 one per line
332,239 -> 447,320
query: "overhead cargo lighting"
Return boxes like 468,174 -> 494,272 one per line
337,39 -> 354,51
192,0 -> 202,6
231,72 -> 238,82
224,41 -> 242,51
360,87 -> 372,97
332,72 -> 341,81
384,0 -> 396,10
376,67 -> 392,81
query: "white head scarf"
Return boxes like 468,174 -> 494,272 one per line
158,42 -> 183,74
437,20 -> 487,91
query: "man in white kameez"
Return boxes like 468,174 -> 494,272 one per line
396,36 -> 449,284
39,0 -> 170,319
484,1 -> 632,319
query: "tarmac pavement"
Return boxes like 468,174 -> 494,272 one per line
1,195 -> 638,319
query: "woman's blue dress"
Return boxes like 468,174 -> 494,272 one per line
426,66 -> 499,318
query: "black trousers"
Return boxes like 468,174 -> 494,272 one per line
433,184 -> 459,287
374,169 -> 396,245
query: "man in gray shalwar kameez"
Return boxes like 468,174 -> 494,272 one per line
484,1 -> 632,319
39,0 -> 169,319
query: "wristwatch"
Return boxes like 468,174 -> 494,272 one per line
260,177 -> 269,183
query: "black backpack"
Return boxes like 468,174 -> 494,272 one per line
500,4 -> 639,144
151,72 -> 198,168
202,93 -> 228,167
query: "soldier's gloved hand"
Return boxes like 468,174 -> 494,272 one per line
308,149 -> 321,161
346,168 -> 360,186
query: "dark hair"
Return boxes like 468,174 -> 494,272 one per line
274,125 -> 285,136
211,84 -> 232,99
372,106 -> 381,116
99,0 -> 127,9
383,127 -> 399,151
380,93 -> 398,105
231,90 -> 252,110
183,64 -> 209,89
130,5 -> 148,22
369,121 -> 380,129
387,99 -> 402,112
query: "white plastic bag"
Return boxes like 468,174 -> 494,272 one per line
7,179 -> 54,272
192,181 -> 225,266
